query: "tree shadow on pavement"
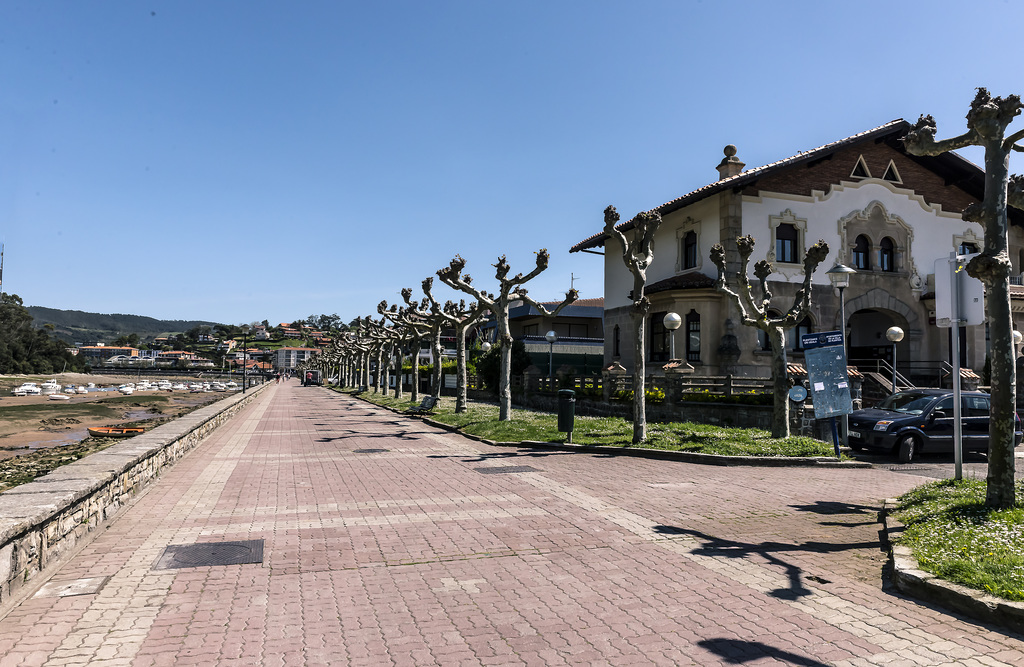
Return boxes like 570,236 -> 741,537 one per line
697,638 -> 831,666
788,500 -> 881,527
652,525 -> 878,601
425,450 -> 572,462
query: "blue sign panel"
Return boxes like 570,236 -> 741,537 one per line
801,330 -> 853,419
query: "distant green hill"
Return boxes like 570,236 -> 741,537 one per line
26,306 -> 221,344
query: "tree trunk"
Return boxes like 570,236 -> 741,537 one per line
631,310 -> 646,444
374,346 -> 384,393
392,343 -> 403,399
410,337 -> 420,403
455,325 -> 468,413
979,140 -> 1016,508
497,314 -> 513,421
431,330 -> 443,400
768,326 -> 790,438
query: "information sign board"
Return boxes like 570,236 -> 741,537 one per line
800,331 -> 853,419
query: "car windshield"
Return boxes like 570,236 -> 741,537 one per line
876,392 -> 938,415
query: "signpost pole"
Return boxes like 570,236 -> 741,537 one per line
830,416 -> 840,458
950,252 -> 963,480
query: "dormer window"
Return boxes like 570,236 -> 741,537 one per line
882,160 -> 902,184
682,231 -> 697,269
851,155 -> 871,179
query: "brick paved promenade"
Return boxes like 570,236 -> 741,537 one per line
1,381 -> 1022,666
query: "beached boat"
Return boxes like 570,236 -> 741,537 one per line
39,379 -> 61,395
12,383 -> 41,396
48,393 -> 71,401
76,386 -> 89,394
87,426 -> 145,438
117,385 -> 134,395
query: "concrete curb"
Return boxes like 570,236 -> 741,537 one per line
881,498 -> 1024,634
346,391 -> 869,468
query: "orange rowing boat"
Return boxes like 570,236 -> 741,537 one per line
87,426 -> 145,438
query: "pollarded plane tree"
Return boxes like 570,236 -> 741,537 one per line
402,279 -> 449,401
380,295 -> 431,403
904,89 -> 1024,508
377,302 -> 410,400
710,235 -> 829,438
438,250 -> 577,422
425,290 -> 488,413
602,206 -> 661,444
363,317 -> 393,394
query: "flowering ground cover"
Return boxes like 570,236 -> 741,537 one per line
893,478 -> 1024,601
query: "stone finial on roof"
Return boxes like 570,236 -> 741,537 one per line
716,144 -> 745,180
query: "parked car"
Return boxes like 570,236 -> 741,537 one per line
847,388 -> 1022,462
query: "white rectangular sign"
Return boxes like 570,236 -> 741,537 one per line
934,254 -> 985,327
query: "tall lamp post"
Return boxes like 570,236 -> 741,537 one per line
827,263 -> 856,444
663,312 -> 682,360
545,331 -> 557,390
886,326 -> 905,394
241,324 -> 250,393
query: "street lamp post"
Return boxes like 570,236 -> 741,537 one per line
663,312 -> 682,360
241,324 -> 250,393
545,331 -> 557,390
886,326 -> 905,394
827,263 -> 856,445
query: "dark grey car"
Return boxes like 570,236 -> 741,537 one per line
847,389 -> 1022,463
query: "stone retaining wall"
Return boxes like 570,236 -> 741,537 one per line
0,384 -> 270,611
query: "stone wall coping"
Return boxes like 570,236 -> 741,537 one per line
0,386 -> 268,547
882,498 -> 1024,633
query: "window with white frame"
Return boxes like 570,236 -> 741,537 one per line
675,219 -> 701,272
769,209 -> 807,265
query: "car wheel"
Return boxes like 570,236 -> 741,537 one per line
898,435 -> 917,463
848,441 -> 863,452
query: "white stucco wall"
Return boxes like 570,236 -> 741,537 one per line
602,197 -> 722,310
740,178 -> 979,288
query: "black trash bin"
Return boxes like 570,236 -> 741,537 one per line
557,389 -> 576,441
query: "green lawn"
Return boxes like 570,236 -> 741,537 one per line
340,388 -> 836,457
892,479 -> 1024,601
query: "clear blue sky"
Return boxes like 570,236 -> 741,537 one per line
2,1 -> 1022,328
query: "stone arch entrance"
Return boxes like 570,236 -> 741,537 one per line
840,288 -> 919,365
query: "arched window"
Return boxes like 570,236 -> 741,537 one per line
880,237 -> 896,272
683,231 -> 698,269
649,312 -> 670,362
853,235 -> 871,270
685,310 -> 701,362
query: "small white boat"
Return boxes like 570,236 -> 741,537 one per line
224,381 -> 239,390
12,382 -> 41,396
48,393 -> 71,401
65,385 -> 77,394
118,385 -> 134,395
39,379 -> 61,395
86,383 -> 95,389
172,383 -> 187,391
76,386 -> 89,394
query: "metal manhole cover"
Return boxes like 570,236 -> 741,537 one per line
353,448 -> 389,454
475,466 -> 539,474
154,539 -> 264,570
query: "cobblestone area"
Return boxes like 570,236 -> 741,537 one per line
0,381 -> 1021,666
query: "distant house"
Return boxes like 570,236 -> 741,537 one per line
480,298 -> 605,375
217,339 -> 237,352
253,327 -> 272,341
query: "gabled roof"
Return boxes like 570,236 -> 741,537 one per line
570,119 -> 994,253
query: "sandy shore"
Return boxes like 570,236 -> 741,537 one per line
0,373 -> 229,460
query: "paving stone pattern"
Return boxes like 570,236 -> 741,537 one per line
0,381 -> 1022,666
